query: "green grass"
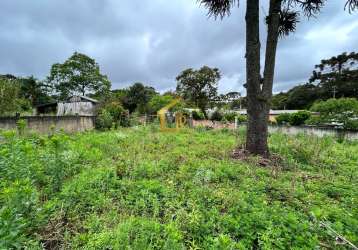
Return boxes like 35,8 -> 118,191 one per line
0,126 -> 357,249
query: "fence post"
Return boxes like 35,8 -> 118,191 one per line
234,116 -> 238,130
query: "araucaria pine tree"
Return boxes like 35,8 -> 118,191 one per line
199,0 -> 357,157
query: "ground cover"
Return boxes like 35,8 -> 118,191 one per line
0,126 -> 357,249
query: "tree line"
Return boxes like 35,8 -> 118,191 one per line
271,52 -> 358,110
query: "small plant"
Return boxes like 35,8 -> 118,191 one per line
16,119 -> 27,135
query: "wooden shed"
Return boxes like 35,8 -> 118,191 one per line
36,96 -> 99,116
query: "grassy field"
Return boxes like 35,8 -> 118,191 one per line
0,126 -> 357,249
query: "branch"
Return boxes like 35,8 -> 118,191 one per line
345,0 -> 358,13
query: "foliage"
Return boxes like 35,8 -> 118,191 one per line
310,98 -> 358,130
148,95 -> 174,114
223,112 -> 237,122
210,109 -> 223,121
95,110 -> 114,130
0,78 -> 28,116
16,119 -> 27,135
0,128 -> 357,249
289,111 -> 311,126
192,110 -> 205,120
121,83 -> 157,114
310,52 -> 358,99
236,114 -> 247,123
276,113 -> 292,125
47,52 -> 111,99
176,66 -> 220,116
271,51 -> 358,110
18,76 -> 52,106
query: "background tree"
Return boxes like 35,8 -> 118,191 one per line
285,83 -> 319,109
47,52 -> 111,100
199,0 -> 357,157
18,76 -> 52,106
176,66 -> 220,116
122,83 -> 157,114
271,92 -> 288,109
310,98 -> 358,130
148,94 -> 174,114
310,51 -> 358,99
0,78 -> 22,115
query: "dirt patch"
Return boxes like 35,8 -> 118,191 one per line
231,147 -> 283,167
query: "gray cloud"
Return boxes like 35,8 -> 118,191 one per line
0,0 -> 357,95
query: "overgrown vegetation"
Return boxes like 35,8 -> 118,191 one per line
309,98 -> 358,130
0,127 -> 357,249
276,111 -> 311,126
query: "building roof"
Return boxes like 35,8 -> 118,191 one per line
67,95 -> 99,103
237,110 -> 303,115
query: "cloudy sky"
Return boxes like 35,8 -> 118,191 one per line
0,0 -> 357,95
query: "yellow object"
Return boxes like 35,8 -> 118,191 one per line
158,98 -> 186,131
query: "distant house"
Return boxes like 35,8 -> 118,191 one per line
36,96 -> 99,116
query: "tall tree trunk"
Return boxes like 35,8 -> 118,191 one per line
245,0 -> 267,156
245,0 -> 281,157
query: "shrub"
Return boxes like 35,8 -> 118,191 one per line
96,102 -> 130,129
237,114 -> 247,123
192,110 -> 205,120
95,110 -> 114,130
16,119 -> 27,135
289,111 -> 311,126
276,113 -> 291,125
310,98 -> 358,130
210,110 -> 223,121
148,95 -> 174,114
223,112 -> 237,122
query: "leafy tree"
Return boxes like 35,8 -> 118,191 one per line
199,0 -> 357,156
18,76 -> 52,106
310,98 -> 358,130
148,95 -> 174,114
47,52 -> 111,99
286,83 -> 320,109
122,83 -> 157,114
271,92 -> 288,110
0,78 -> 22,115
310,51 -> 358,99
176,66 -> 220,116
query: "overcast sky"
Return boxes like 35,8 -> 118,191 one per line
0,0 -> 357,95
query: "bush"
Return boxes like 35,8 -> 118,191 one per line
96,102 -> 130,129
210,110 -> 223,121
192,110 -> 205,120
276,113 -> 291,125
223,112 -> 236,122
289,111 -> 311,126
95,110 -> 114,130
310,98 -> 358,130
237,114 -> 247,123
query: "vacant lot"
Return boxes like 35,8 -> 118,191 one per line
0,127 -> 357,249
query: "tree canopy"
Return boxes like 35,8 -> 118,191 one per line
176,66 -> 220,116
47,52 -> 111,100
121,83 -> 157,113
